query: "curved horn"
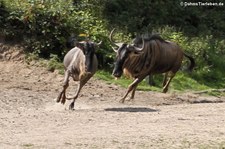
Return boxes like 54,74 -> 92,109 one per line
109,28 -> 116,45
109,28 -> 123,49
133,38 -> 145,52
96,41 -> 102,46
111,46 -> 118,53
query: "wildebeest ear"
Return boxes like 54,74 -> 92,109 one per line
130,51 -> 144,57
127,45 -> 144,56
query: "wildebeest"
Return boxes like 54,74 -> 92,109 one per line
56,40 -> 101,110
109,29 -> 195,103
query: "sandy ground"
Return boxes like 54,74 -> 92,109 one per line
0,43 -> 225,149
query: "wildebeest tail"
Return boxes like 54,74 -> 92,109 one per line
184,52 -> 195,72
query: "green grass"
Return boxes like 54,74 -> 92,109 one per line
95,70 -> 220,95
170,72 -> 210,92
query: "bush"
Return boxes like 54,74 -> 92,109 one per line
0,1 -> 105,59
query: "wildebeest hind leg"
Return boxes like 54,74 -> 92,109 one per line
162,73 -> 175,93
162,73 -> 168,87
56,70 -> 70,104
148,75 -> 156,86
68,77 -> 89,110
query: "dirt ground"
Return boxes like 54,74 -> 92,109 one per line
0,43 -> 225,149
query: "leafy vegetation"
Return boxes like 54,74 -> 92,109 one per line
0,0 -> 224,93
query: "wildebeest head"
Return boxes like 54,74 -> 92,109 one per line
77,41 -> 102,73
109,29 -> 145,78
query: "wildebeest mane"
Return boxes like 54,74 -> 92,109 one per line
133,33 -> 167,45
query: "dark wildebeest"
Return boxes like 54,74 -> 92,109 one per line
56,40 -> 101,110
109,29 -> 195,103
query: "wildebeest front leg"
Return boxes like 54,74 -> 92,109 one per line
68,82 -> 82,110
56,70 -> 70,104
127,84 -> 138,101
68,76 -> 90,110
120,77 -> 144,103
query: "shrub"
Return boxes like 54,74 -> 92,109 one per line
0,0 -> 117,69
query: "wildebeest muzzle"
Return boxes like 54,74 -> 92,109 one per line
112,63 -> 123,78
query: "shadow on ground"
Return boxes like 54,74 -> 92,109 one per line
104,107 -> 159,113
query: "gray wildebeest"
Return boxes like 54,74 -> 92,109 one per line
56,40 -> 101,110
109,29 -> 195,103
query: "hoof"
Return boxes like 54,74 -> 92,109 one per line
61,94 -> 66,105
119,98 -> 125,103
162,88 -> 168,93
127,97 -> 134,102
61,99 -> 66,105
56,93 -> 62,103
56,98 -> 60,103
69,102 -> 75,110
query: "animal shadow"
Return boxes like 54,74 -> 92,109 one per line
104,107 -> 159,113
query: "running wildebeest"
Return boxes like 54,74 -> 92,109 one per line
56,40 -> 101,110
109,29 -> 195,103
